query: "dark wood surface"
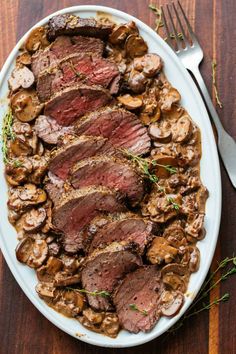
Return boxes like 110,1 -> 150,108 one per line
0,1 -> 235,353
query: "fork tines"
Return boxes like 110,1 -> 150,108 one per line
161,1 -> 197,50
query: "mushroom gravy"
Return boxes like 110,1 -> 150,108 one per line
3,14 -> 208,337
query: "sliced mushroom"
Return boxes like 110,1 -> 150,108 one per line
163,220 -> 186,248
16,51 -> 32,66
188,246 -> 200,272
148,124 -> 172,143
11,89 -> 43,122
53,289 -> 85,317
41,200 -> 53,233
172,115 -> 193,143
48,242 -> 61,257
12,120 -> 32,136
125,34 -> 148,58
54,271 -> 81,287
161,290 -> 184,317
196,186 -> 209,213
29,155 -> 48,184
5,158 -> 33,186
118,94 -> 143,110
36,282 -> 56,299
9,137 -> 33,156
128,69 -> 147,93
15,237 -> 33,263
133,54 -> 162,77
82,308 -> 104,325
37,256 -> 63,282
100,313 -> 120,338
15,238 -> 48,268
160,87 -> 181,112
147,237 -> 178,264
152,154 -> 178,178
22,207 -> 47,232
109,24 -> 130,44
161,263 -> 189,293
185,213 -> 205,240
25,26 -> 49,52
8,183 -> 47,212
79,309 -> 119,338
61,255 -> 82,273
27,239 -> 48,268
8,66 -> 35,92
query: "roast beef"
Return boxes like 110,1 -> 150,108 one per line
81,242 -> 142,311
31,35 -> 104,78
88,213 -> 153,254
70,155 -> 144,206
47,14 -> 113,41
75,106 -> 151,155
48,135 -> 114,180
44,84 -> 112,126
34,115 -> 74,144
52,187 -> 126,253
113,266 -> 164,333
37,54 -> 120,101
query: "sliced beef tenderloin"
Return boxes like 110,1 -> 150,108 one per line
49,135 -> 115,180
113,265 -> 184,333
37,54 -> 120,102
47,14 -> 113,41
113,266 -> 163,333
75,106 -> 151,155
44,84 -> 112,126
44,172 -> 66,205
34,115 -> 74,144
52,187 -> 126,253
70,155 -> 144,206
81,242 -> 142,311
88,213 -> 153,254
31,35 -> 104,78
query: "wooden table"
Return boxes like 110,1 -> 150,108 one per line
0,1 -> 235,353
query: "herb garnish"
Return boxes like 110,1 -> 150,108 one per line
149,4 -> 164,32
67,287 -> 111,298
167,256 -> 236,334
69,61 -> 85,79
1,109 -> 15,164
164,32 -> 184,41
129,303 -> 148,316
122,149 -> 180,210
212,60 -> 223,108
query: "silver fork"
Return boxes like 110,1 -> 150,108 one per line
161,1 -> 236,188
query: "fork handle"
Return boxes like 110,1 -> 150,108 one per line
190,66 -> 236,188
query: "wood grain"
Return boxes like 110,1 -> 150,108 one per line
0,1 -> 236,353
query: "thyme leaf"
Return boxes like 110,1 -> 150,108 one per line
167,256 -> 236,335
66,287 -> 111,298
149,4 -> 164,32
129,303 -> 148,316
166,196 -> 180,210
1,109 -> 15,164
69,61 -> 85,79
122,149 -> 180,210
212,60 -> 223,108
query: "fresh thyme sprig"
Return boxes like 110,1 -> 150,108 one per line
69,61 -> 85,79
212,60 -> 223,108
122,149 -> 180,210
1,109 -> 15,164
66,287 -> 111,298
167,256 -> 236,335
149,4 -> 164,32
129,303 -> 148,316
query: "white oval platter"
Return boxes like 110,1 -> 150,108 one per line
0,5 -> 221,348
